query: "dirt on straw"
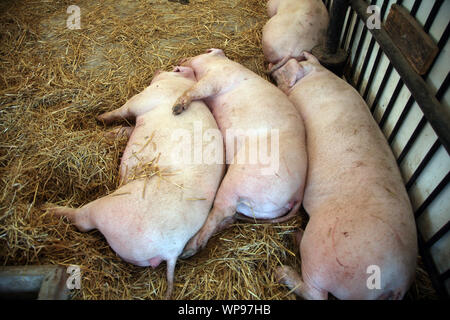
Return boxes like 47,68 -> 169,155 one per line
0,0 -> 439,299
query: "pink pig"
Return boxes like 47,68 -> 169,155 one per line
271,53 -> 418,299
262,0 -> 329,73
172,48 -> 308,259
48,67 -> 224,298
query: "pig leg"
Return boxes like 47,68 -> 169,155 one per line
45,189 -> 129,233
164,257 -> 177,299
293,229 -> 304,248
172,76 -> 222,115
267,42 -> 322,75
267,55 -> 292,74
234,201 -> 301,224
267,0 -> 282,17
46,205 -> 95,232
98,89 -> 159,124
97,104 -> 136,124
275,265 -> 328,300
104,126 -> 135,139
275,226 -> 327,300
180,205 -> 236,259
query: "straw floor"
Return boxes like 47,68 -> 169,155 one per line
0,0 -> 438,299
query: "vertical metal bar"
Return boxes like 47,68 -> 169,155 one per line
415,171 -> 450,218
409,0 -> 423,17
340,8 -> 355,49
355,37 -> 376,91
397,116 -> 427,164
387,95 -> 414,143
347,0 -> 377,82
414,172 -> 449,300
405,139 -> 441,190
417,228 -> 448,297
370,63 -> 394,113
354,0 -> 390,91
325,0 -> 351,54
423,0 -> 444,33
440,269 -> 450,282
345,14 -> 361,55
425,21 -> 450,78
348,26 -> 367,83
362,47 -> 383,100
379,80 -> 404,128
436,21 -> 450,51
425,221 -> 450,248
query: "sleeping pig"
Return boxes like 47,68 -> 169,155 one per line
271,52 -> 418,299
172,48 -> 308,258
47,66 -> 224,299
262,0 -> 329,73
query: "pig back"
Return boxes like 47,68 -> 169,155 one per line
119,77 -> 224,213
211,76 -> 305,135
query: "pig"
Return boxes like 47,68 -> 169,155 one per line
47,66 -> 224,299
271,52 -> 418,299
171,48 -> 308,259
262,0 -> 329,73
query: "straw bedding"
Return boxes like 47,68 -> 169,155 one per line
0,0 -> 438,299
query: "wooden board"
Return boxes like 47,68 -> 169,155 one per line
384,4 -> 439,75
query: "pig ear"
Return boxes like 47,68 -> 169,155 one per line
298,51 -> 320,64
272,59 -> 300,91
173,66 -> 192,73
285,59 -> 303,87
295,62 -> 315,82
206,48 -> 225,56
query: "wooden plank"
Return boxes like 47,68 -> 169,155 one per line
384,4 -> 439,75
0,265 -> 70,300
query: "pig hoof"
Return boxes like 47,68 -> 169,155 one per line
172,104 -> 185,115
179,249 -> 196,259
275,265 -> 289,284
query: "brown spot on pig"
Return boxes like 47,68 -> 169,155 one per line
354,161 -> 365,168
